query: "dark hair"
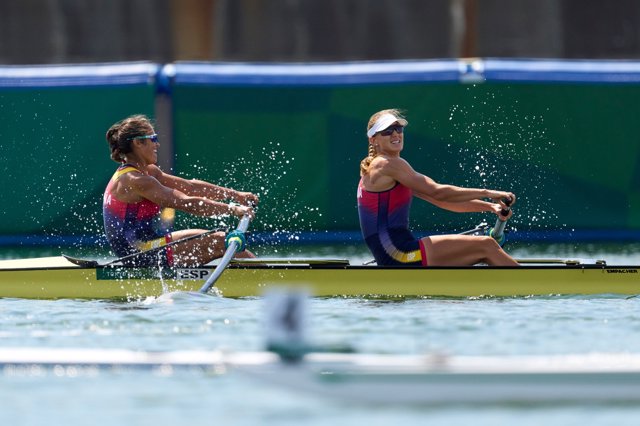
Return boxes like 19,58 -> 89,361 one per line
106,114 -> 154,163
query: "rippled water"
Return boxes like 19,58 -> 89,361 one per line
2,243 -> 640,425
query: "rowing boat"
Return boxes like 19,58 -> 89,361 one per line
1,346 -> 639,404
0,255 -> 638,299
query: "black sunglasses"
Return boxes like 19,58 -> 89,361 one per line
378,124 -> 404,136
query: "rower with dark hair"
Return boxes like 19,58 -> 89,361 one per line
104,114 -> 258,267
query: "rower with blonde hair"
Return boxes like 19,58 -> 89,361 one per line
357,108 -> 519,266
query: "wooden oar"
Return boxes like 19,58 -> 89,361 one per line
63,228 -> 225,268
199,215 -> 251,294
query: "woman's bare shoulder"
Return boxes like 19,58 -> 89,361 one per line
145,164 -> 164,179
364,157 -> 400,191
121,170 -> 162,194
371,155 -> 413,174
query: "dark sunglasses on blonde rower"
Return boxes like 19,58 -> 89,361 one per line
378,125 -> 404,136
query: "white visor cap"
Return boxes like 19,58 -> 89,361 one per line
367,113 -> 408,138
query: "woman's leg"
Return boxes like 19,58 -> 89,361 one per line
422,234 -> 518,266
170,229 -> 255,267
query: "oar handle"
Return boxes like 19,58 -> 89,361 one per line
499,196 -> 513,218
489,197 -> 512,246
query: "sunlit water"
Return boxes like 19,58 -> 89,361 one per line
1,243 -> 640,425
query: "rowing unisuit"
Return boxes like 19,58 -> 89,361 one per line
357,179 -> 427,266
103,164 -> 174,266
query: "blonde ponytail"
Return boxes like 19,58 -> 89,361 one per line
360,143 -> 378,176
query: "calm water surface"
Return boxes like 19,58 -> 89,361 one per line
1,242 -> 640,425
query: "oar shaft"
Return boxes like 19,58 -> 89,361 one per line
491,218 -> 508,239
199,215 -> 251,294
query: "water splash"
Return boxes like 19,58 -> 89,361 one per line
178,142 -> 321,251
445,88 -> 560,237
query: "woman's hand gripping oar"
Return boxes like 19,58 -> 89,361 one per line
488,197 -> 513,246
199,214 -> 252,294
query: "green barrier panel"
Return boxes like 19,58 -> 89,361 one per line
170,63 -> 640,236
2,60 -> 639,245
172,86 -> 332,235
0,64 -> 158,238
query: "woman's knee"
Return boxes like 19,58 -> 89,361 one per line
478,236 -> 501,252
205,231 -> 226,240
199,232 -> 226,252
175,232 -> 224,256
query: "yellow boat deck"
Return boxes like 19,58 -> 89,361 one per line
0,256 -> 638,300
